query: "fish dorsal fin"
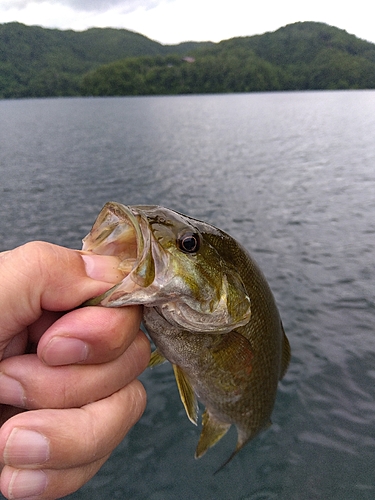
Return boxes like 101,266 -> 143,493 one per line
148,349 -> 167,368
172,364 -> 199,426
279,324 -> 291,380
195,410 -> 231,459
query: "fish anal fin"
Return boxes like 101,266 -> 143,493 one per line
280,323 -> 291,380
195,410 -> 231,459
148,349 -> 167,368
173,364 -> 198,426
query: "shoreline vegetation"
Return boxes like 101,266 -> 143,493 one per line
1,21 -> 375,99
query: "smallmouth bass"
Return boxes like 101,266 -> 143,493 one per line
82,202 -> 290,465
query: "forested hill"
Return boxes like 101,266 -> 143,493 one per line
1,21 -> 375,98
82,23 -> 375,95
0,22 -> 211,98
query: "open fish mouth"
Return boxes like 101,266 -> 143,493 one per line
82,202 -> 251,333
82,202 -> 158,306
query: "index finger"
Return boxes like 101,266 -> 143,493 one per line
0,242 -> 123,355
37,305 -> 144,366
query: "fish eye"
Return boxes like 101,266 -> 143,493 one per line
177,232 -> 200,254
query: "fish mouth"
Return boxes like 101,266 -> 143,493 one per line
82,202 -> 158,306
82,202 -> 251,333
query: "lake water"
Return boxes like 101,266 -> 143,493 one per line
0,91 -> 375,499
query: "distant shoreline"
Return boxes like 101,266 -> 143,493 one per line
1,21 -> 375,99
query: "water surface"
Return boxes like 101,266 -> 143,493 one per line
1,91 -> 374,499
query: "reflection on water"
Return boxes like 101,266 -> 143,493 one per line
0,91 -> 374,499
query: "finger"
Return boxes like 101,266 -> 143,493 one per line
0,381 -> 146,499
37,305 -> 143,366
28,311 -> 64,346
2,331 -> 28,360
0,380 -> 146,470
0,242 -> 124,353
0,331 -> 150,410
1,457 -> 109,500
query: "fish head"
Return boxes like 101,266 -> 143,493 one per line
82,202 -> 251,333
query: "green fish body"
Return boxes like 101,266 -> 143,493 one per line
82,202 -> 290,463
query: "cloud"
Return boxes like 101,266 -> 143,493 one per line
62,0 -> 162,12
1,0 -> 374,45
1,0 -> 163,13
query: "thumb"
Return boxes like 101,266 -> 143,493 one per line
0,241 -> 123,348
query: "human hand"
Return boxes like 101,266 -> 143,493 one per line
0,241 -> 150,499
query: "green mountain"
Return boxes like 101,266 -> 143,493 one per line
83,22 -> 375,96
0,22 -> 211,98
1,21 -> 375,98
214,21 -> 375,90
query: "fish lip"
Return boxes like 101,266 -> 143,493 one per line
82,202 -> 142,257
82,202 -> 167,307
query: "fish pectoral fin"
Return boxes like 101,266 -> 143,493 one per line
172,364 -> 199,426
195,410 -> 231,459
148,349 -> 167,368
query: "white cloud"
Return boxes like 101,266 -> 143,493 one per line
1,0 -> 162,12
0,0 -> 374,45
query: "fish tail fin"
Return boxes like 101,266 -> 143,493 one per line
214,420 -> 272,474
279,322 -> 291,380
214,450 -> 239,475
213,432 -> 250,474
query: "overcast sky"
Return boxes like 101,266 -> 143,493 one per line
1,0 -> 374,45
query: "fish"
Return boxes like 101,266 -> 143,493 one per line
82,201 -> 290,465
